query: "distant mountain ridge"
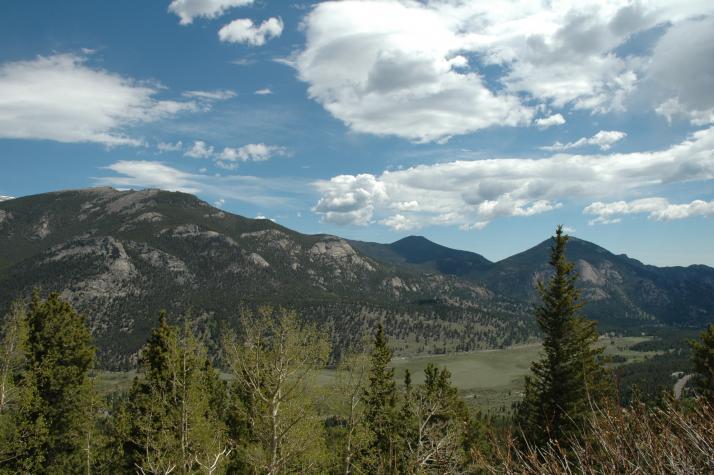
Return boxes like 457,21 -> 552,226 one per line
1,188 -> 712,367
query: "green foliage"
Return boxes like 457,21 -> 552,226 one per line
223,306 -> 330,475
3,292 -> 96,474
399,363 -> 472,473
121,312 -> 231,474
361,324 -> 400,474
514,226 -> 613,448
691,324 -> 714,402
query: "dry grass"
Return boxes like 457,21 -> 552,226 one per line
476,398 -> 714,474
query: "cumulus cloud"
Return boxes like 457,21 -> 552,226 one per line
295,1 -> 533,143
542,130 -> 627,151
585,198 -> 714,224
168,0 -> 253,25
535,114 -> 566,129
0,195 -> 14,202
254,88 -> 272,95
157,141 -> 183,153
313,126 -> 714,230
218,17 -> 283,46
647,16 -> 714,126
0,53 -> 197,146
184,140 -> 214,158
215,143 -> 287,169
295,1 -> 713,142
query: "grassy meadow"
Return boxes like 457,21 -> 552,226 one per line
96,336 -> 658,415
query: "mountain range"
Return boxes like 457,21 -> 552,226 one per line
1,188 -> 712,368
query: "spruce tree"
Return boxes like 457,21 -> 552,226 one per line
10,292 -> 96,474
690,324 -> 714,402
515,226 -> 612,448
361,324 -> 399,474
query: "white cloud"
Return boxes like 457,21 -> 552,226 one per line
96,160 -> 307,208
254,88 -> 273,95
295,1 -> 714,141
0,53 -> 197,146
585,198 -> 714,224
184,140 -> 214,158
0,195 -> 14,202
542,130 -> 626,151
216,143 -> 287,168
313,126 -> 714,229
562,226 -> 576,234
535,114 -> 566,129
157,141 -> 183,153
218,17 -> 283,46
379,214 -> 421,231
182,89 -> 236,101
214,198 -> 225,208
168,0 -> 253,25
100,161 -> 202,194
295,1 -> 533,143
647,16 -> 714,126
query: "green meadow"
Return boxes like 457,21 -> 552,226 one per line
97,336 -> 656,414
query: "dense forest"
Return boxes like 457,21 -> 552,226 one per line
1,227 -> 713,474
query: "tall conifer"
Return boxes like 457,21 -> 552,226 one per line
362,324 -> 399,474
691,324 -> 714,402
10,292 -> 96,474
515,226 -> 612,448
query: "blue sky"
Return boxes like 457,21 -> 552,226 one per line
1,0 -> 713,266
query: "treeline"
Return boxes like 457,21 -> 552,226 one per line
1,226 -> 713,474
0,294 -> 492,474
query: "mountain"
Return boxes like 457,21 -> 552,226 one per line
350,235 -> 492,276
471,237 -> 714,328
0,188 -> 529,367
1,188 -> 712,367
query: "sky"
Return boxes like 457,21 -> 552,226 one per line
1,0 -> 713,267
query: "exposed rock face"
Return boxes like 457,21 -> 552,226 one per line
104,189 -> 160,215
134,212 -> 163,223
309,237 -> 375,272
0,210 -> 12,226
247,253 -> 270,268
32,215 -> 51,239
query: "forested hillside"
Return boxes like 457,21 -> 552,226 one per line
1,188 -> 713,367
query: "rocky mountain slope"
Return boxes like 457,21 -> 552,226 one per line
0,188 -> 528,367
1,188 -> 712,367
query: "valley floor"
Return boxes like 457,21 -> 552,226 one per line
97,336 -> 663,415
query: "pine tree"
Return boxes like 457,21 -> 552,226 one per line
361,324 -> 399,474
514,226 -> 612,448
690,324 -> 714,402
9,291 -> 96,474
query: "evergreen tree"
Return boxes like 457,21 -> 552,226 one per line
514,226 -> 612,448
9,292 -> 96,474
690,324 -> 714,402
361,324 -> 399,474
